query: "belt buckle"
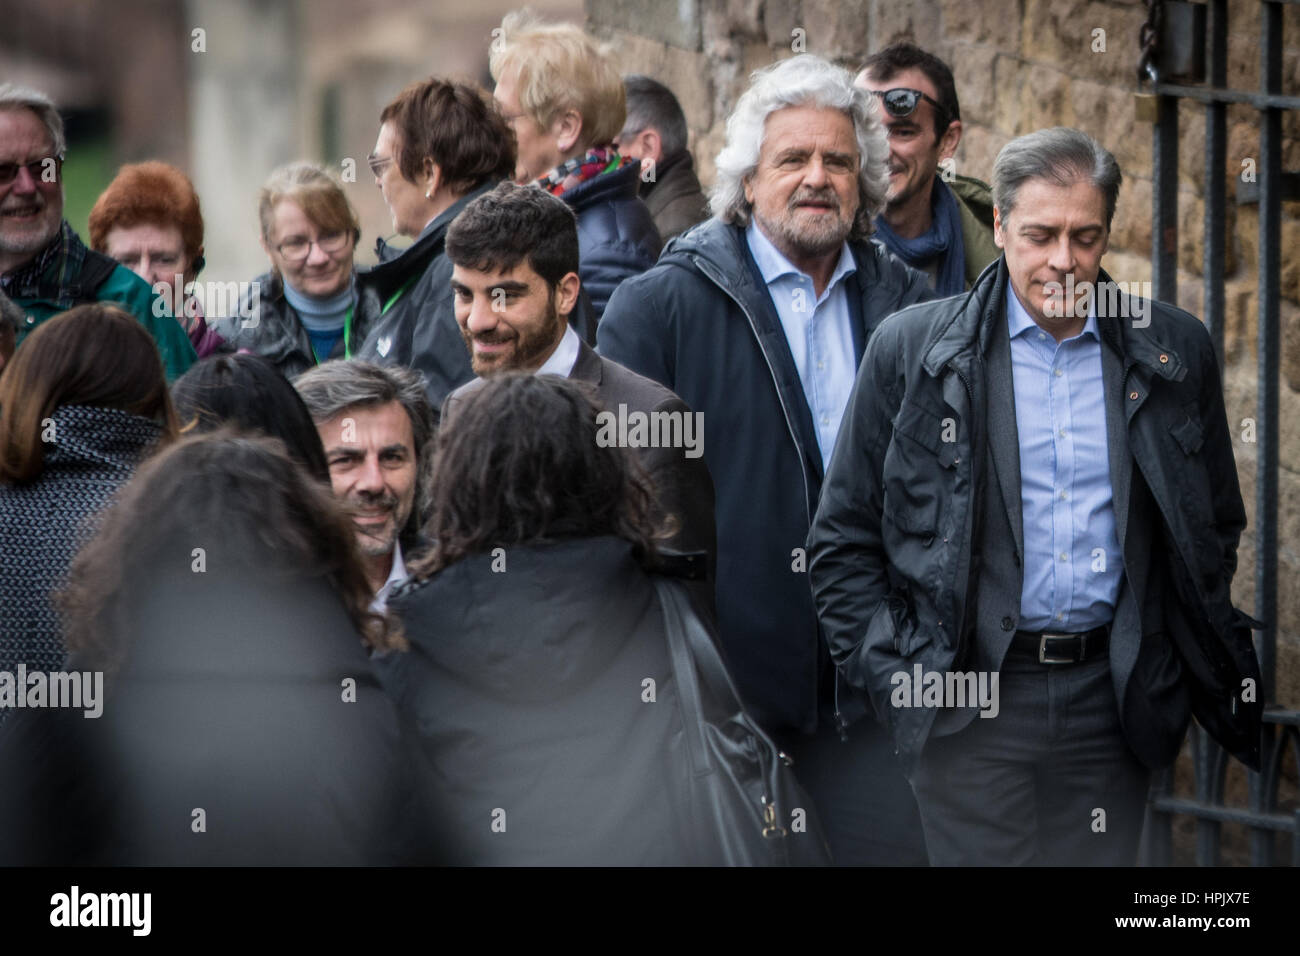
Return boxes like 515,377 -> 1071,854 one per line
1038,633 -> 1077,664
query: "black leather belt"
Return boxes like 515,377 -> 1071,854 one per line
1011,624 -> 1110,664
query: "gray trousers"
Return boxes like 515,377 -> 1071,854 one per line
908,648 -> 1151,865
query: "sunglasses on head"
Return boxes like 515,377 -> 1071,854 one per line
869,88 -> 949,123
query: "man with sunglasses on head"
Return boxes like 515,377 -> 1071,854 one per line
0,84 -> 195,380
855,43 -> 999,297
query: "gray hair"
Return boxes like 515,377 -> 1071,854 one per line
0,83 -> 66,156
711,54 -> 890,239
621,75 -> 689,160
992,127 -> 1122,230
293,361 -> 437,536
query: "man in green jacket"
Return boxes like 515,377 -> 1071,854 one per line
856,42 -> 1000,296
0,83 -> 195,380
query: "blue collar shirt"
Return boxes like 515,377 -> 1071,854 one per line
1007,289 -> 1125,632
745,221 -> 858,472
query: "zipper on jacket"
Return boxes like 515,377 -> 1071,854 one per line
946,358 -> 978,653
702,263 -> 824,732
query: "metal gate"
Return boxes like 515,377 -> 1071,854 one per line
1138,0 -> 1300,865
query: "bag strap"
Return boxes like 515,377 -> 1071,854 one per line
654,576 -> 783,773
655,577 -> 713,776
654,576 -> 749,715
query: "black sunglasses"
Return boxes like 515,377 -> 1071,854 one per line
0,153 -> 64,186
870,88 -> 950,123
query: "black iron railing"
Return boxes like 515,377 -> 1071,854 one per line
1139,0 -> 1299,866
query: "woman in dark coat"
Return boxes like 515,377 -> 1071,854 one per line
376,373 -> 721,865
0,304 -> 176,681
0,432 -> 421,865
353,78 -> 517,408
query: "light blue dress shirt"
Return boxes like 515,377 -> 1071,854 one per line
745,222 -> 857,472
1007,289 -> 1124,632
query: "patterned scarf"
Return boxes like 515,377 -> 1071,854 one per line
536,147 -> 629,197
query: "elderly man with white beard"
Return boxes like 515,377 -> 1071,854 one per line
0,83 -> 194,380
598,53 -> 934,864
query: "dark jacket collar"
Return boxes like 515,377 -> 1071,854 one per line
921,257 -> 1187,383
558,161 -> 642,212
43,404 -> 163,472
370,179 -> 498,269
570,337 -> 604,386
639,151 -> 693,199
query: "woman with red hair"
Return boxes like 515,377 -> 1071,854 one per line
88,161 -> 226,357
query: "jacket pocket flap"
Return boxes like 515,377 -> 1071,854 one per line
892,399 -> 950,455
1171,402 -> 1204,455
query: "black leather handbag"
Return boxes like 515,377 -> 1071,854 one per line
653,576 -> 832,866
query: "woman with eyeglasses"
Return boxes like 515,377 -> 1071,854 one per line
351,78 -> 517,409
212,162 -> 367,379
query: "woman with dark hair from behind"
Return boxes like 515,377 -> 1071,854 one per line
0,304 -> 176,697
0,431 -> 428,865
377,373 -> 720,865
171,351 -> 330,482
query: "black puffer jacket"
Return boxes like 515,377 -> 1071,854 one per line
375,535 -> 722,866
560,161 -> 661,327
210,271 -> 373,381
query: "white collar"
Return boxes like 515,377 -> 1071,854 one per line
370,539 -> 407,614
535,322 -> 582,378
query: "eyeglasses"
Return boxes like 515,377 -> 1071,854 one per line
0,153 -> 64,186
869,88 -> 950,123
367,153 -> 395,178
275,231 -> 352,262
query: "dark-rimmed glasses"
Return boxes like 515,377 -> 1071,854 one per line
0,153 -> 64,186
275,231 -> 352,262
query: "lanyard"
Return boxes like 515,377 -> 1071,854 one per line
383,276 -> 416,316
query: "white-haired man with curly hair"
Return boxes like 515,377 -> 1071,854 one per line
598,53 -> 934,865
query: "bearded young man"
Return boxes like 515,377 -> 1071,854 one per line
598,54 -> 934,865
442,182 -> 715,601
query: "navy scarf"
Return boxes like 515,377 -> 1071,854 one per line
874,179 -> 966,296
